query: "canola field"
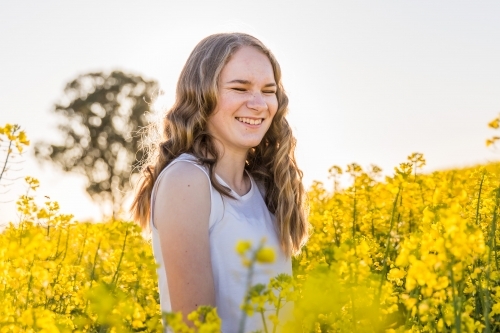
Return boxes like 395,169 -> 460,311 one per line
1,123 -> 499,332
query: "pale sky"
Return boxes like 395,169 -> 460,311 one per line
1,1 -> 500,224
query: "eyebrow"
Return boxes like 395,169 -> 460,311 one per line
226,79 -> 276,87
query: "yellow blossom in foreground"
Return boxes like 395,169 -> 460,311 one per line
255,246 -> 276,264
235,240 -> 252,255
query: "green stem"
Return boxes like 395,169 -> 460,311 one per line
352,186 -> 357,237
24,260 -> 34,310
260,310 -> 269,333
77,223 -> 89,265
272,297 -> 282,333
52,226 -> 62,259
377,187 -> 401,299
72,224 -> 89,291
84,239 -> 101,313
404,287 -> 420,329
475,172 -> 485,226
0,138 -> 13,182
449,258 -> 461,333
473,270 -> 482,322
60,225 -> 70,263
238,242 -> 264,333
483,188 -> 499,332
478,275 -> 490,333
111,224 -> 129,288
238,262 -> 255,333
396,193 -> 403,234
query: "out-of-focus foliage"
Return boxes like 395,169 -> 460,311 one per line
34,71 -> 158,218
162,306 -> 222,333
0,177 -> 163,332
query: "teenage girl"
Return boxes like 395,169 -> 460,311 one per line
131,32 -> 308,333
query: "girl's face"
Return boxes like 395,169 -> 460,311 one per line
207,46 -> 278,155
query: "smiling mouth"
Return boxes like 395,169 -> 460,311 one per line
236,117 -> 263,125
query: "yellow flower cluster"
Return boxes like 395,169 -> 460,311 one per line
162,306 -> 221,333
1,121 -> 499,332
0,178 -> 163,332
0,124 -> 30,186
234,239 -> 291,333
289,154 -> 499,332
0,123 -> 30,154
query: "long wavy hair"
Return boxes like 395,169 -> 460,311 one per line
131,33 -> 308,256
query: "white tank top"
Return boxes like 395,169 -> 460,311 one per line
150,154 -> 292,333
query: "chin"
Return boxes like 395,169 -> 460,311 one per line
235,136 -> 263,149
243,139 -> 265,149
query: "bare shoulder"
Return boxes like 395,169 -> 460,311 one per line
156,161 -> 210,193
153,161 -> 211,229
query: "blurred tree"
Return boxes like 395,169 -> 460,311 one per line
35,71 -> 158,218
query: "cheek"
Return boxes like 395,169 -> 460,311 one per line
218,92 -> 241,110
269,99 -> 279,118
207,112 -> 222,135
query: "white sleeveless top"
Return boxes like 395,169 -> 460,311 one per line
150,154 -> 292,333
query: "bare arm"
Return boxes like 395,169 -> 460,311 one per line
153,162 -> 215,322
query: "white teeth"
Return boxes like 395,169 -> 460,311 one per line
236,117 -> 263,125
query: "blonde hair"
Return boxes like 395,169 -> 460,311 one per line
131,33 -> 308,256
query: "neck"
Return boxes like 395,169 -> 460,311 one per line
213,145 -> 250,196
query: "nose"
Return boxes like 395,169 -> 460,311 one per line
247,92 -> 268,112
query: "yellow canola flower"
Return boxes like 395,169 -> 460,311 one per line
1,190 -> 163,332
4,123 -> 500,332
0,123 -> 30,153
17,130 -> 29,145
387,267 -> 406,281
488,118 -> 500,129
255,246 -> 276,264
235,240 -> 252,255
24,176 -> 40,190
